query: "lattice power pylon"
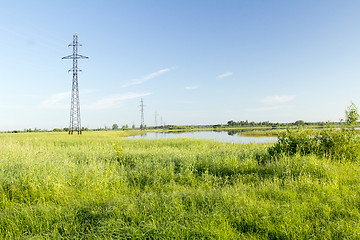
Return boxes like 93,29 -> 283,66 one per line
139,98 -> 145,129
155,111 -> 158,128
62,33 -> 88,135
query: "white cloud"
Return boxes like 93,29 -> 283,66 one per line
122,68 -> 171,87
247,106 -> 282,112
40,91 -> 70,108
84,92 -> 152,110
185,85 -> 199,90
40,90 -> 148,110
40,89 -> 97,109
217,72 -> 233,79
247,95 -> 295,112
0,104 -> 12,109
260,95 -> 295,105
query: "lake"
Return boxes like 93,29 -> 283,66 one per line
126,131 -> 277,144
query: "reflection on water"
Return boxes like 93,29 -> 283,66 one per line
126,131 -> 277,144
223,128 -> 276,136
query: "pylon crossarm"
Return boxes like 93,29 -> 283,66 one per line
68,43 -> 82,47
77,55 -> 89,59
62,55 -> 73,59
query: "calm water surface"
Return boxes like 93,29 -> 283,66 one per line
126,131 -> 277,144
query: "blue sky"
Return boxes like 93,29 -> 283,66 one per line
1,1 -> 360,130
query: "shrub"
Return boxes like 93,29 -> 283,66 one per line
267,103 -> 360,161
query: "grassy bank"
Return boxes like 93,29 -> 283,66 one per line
0,132 -> 359,239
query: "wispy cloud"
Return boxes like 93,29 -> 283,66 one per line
260,95 -> 295,105
122,68 -> 171,87
0,104 -> 13,109
217,72 -> 233,79
248,95 -> 295,112
40,91 -> 70,108
248,106 -> 283,112
40,90 -> 97,109
84,92 -> 152,110
185,85 -> 199,90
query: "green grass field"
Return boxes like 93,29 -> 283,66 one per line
0,131 -> 360,239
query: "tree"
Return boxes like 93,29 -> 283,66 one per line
345,102 -> 359,127
53,128 -> 64,132
227,120 -> 235,126
295,120 -> 305,126
112,124 -> 119,130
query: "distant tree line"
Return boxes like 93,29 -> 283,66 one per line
3,119 -> 356,134
224,120 -> 343,128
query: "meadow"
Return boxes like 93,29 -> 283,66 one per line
0,130 -> 360,239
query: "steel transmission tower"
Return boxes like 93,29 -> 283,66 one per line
155,111 -> 158,128
62,33 -> 88,135
139,98 -> 145,129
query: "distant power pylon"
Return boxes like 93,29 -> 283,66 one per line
62,33 -> 88,135
139,98 -> 145,129
155,111 -> 158,128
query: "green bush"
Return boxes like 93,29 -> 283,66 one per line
268,103 -> 360,161
267,128 -> 317,158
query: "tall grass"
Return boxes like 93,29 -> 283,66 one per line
0,131 -> 359,239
